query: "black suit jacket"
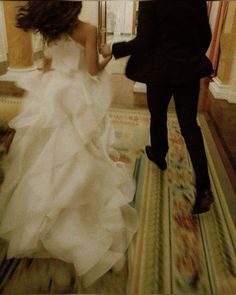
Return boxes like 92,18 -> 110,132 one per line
112,0 -> 212,85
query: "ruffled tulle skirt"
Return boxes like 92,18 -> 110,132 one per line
0,70 -> 138,287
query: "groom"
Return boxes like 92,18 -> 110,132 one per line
101,0 -> 214,214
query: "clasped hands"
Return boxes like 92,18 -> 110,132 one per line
100,43 -> 112,58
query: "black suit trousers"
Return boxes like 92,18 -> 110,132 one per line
146,79 -> 210,193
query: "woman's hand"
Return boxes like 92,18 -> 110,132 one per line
100,43 -> 112,58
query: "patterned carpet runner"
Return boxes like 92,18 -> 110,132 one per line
0,107 -> 236,293
110,108 -> 236,294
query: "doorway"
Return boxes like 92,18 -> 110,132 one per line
98,1 -> 138,44
98,1 -> 138,74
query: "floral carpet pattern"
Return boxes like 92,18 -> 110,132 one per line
0,107 -> 235,293
110,107 -> 236,294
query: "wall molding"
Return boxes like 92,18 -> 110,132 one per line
209,77 -> 236,103
0,51 -> 43,77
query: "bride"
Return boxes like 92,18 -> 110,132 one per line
0,0 -> 138,288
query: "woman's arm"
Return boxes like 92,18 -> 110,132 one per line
85,26 -> 111,76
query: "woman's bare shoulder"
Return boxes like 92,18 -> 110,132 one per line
71,21 -> 97,45
82,21 -> 97,32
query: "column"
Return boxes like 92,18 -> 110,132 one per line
3,0 -> 34,72
0,1 -> 35,126
209,2 -> 236,103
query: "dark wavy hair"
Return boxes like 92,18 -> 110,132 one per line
16,0 -> 82,43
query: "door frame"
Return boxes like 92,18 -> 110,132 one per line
98,1 -> 107,44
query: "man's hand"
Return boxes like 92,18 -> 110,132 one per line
100,43 -> 112,58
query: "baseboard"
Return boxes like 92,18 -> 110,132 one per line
0,51 -> 43,78
209,77 -> 236,104
133,82 -> 146,93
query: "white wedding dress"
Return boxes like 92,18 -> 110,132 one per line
0,36 -> 138,287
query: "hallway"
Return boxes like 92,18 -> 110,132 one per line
0,0 -> 236,293
1,75 -> 236,293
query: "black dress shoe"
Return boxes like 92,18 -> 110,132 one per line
192,189 -> 214,215
145,145 -> 167,171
